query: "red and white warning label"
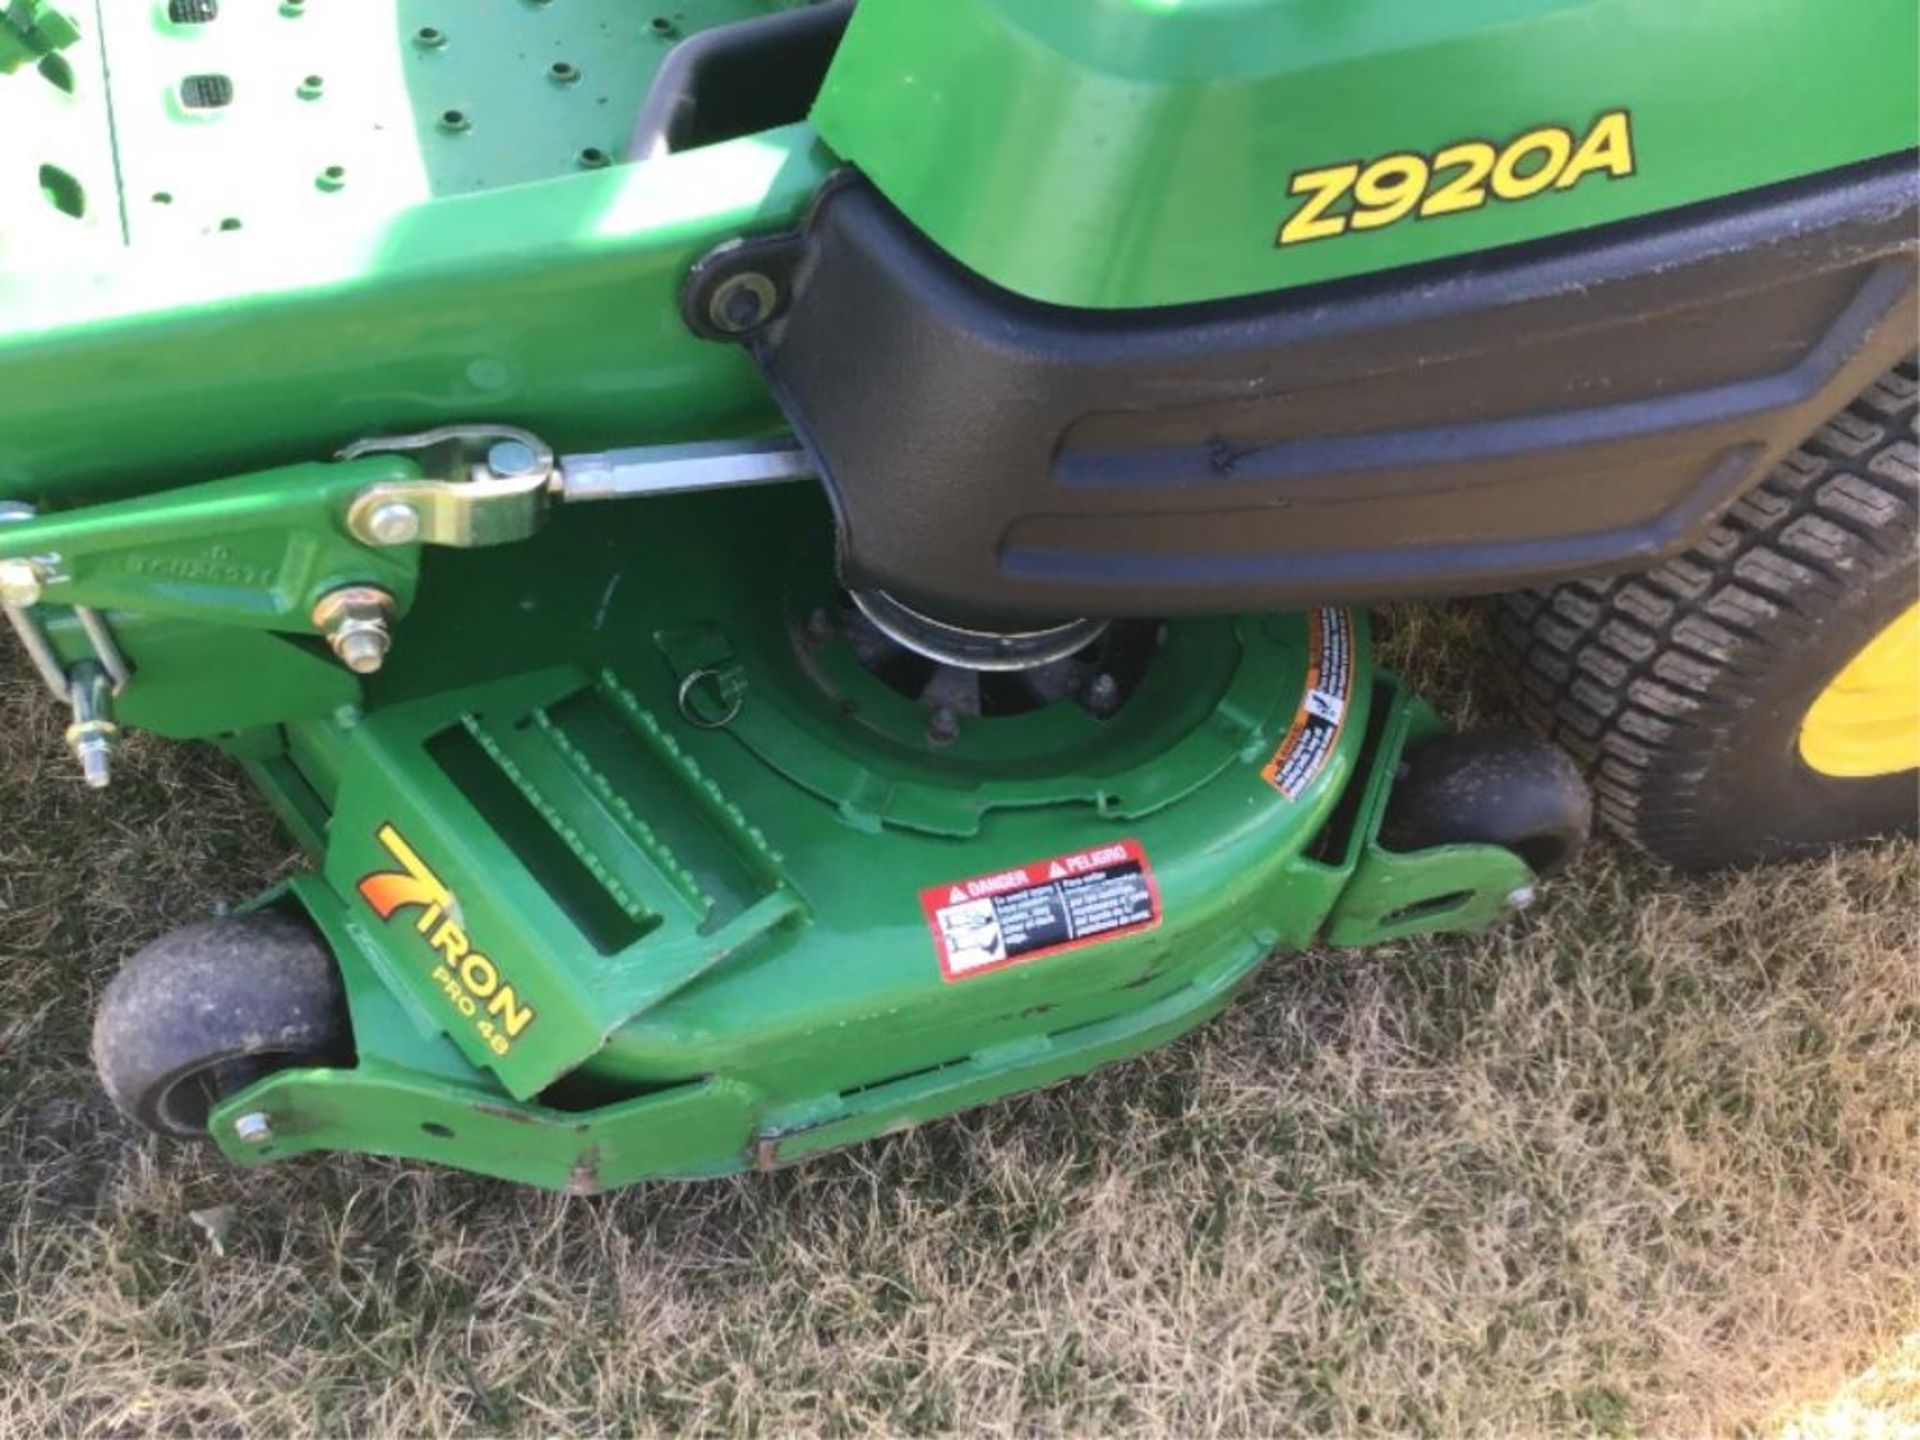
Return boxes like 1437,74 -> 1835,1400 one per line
920,840 -> 1161,982
1261,607 -> 1356,800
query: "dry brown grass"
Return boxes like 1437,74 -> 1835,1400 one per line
2,605 -> 1916,1437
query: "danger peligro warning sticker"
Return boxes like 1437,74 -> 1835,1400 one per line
1261,607 -> 1356,800
921,840 -> 1162,982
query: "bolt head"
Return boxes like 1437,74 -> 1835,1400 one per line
925,704 -> 960,746
708,271 -> 778,334
1085,672 -> 1122,717
487,439 -> 541,478
312,586 -> 396,676
0,558 -> 44,607
233,1111 -> 273,1144
802,607 -> 833,650
365,501 -> 422,546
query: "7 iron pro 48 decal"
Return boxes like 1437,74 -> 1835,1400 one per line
1278,110 -> 1636,248
358,823 -> 537,1056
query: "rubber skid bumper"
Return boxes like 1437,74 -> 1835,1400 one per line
738,154 -> 1920,622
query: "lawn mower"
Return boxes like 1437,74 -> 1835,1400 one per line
1,1 -> 1913,1193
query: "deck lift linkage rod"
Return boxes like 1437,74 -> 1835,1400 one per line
0,427 -> 815,786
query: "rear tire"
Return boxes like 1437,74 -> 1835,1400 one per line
1493,360 -> 1919,871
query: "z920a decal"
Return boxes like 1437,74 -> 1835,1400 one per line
1277,110 -> 1636,248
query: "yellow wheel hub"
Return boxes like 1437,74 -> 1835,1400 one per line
1799,602 -> 1920,778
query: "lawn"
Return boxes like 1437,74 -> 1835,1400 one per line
2,606 -> 1915,1436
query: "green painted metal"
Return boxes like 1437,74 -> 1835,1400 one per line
185,487 -> 1531,1190
0,453 -> 431,744
0,2 -> 77,75
95,0 -> 805,244
59,613 -> 359,742
0,16 -> 824,505
814,0 -> 1920,307
305,488 -> 1386,1100
0,456 -> 422,628
211,676 -> 1522,1190
1320,702 -> 1534,947
0,123 -> 822,502
0,1 -> 1568,1190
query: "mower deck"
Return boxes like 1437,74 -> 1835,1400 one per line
0,1 -> 1678,1189
205,487 -> 1531,1189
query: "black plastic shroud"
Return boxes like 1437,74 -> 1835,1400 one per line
732,154 -> 1918,622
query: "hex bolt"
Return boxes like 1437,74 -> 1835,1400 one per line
1506,885 -> 1538,910
64,661 -> 117,790
364,500 -> 423,545
0,557 -> 44,607
487,439 -> 541,477
232,1111 -> 273,1144
925,704 -> 960,746
802,607 -> 833,650
1085,672 -> 1121,717
312,585 -> 396,675
707,271 -> 778,334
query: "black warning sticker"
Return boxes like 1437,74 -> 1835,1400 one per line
920,840 -> 1161,982
1261,607 -> 1356,800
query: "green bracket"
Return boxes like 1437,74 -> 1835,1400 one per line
0,1 -> 76,76
212,1064 -> 764,1193
1322,840 -> 1533,948
317,665 -> 809,1100
0,456 -> 423,631
1319,687 -> 1535,948
43,610 -> 360,740
208,878 -> 763,1191
207,884 -> 1266,1191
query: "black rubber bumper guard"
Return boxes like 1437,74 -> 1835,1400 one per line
694,151 -> 1919,622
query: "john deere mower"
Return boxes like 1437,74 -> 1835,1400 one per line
2,1 -> 1913,1191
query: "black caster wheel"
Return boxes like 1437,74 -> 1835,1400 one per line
1380,727 -> 1593,878
91,909 -> 351,1138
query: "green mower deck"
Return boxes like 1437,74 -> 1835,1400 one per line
4,2 -> 1909,1190
206,487 -> 1531,1190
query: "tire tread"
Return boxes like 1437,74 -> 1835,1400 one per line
1493,358 -> 1919,867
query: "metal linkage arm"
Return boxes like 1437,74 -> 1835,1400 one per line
559,437 -> 812,502
341,427 -> 813,549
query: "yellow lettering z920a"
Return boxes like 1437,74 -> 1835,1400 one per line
1278,110 -> 1637,247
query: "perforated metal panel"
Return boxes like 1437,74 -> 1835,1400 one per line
9,0 -> 804,246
